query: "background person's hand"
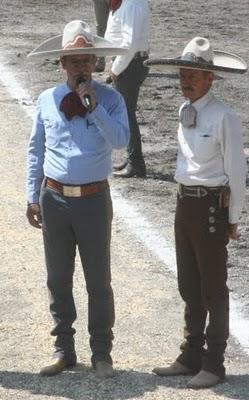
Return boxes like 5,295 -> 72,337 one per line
26,203 -> 42,229
105,75 -> 113,84
110,71 -> 118,81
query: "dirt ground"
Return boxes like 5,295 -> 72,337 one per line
0,0 -> 249,399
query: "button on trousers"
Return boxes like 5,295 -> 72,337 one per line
174,192 -> 229,378
40,184 -> 114,366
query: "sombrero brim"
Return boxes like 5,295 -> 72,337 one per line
144,50 -> 247,74
28,34 -> 129,58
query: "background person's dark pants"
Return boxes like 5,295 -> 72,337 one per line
92,0 -> 109,37
174,192 -> 229,378
40,184 -> 114,367
92,0 -> 109,69
113,56 -> 149,169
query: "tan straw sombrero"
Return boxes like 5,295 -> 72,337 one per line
28,20 -> 128,58
144,37 -> 247,74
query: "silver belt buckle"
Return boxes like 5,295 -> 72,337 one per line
201,187 -> 208,197
63,185 -> 81,197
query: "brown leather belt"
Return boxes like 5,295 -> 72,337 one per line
45,177 -> 108,197
178,183 -> 223,198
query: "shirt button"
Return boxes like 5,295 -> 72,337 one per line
209,226 -> 216,233
209,216 -> 215,223
209,206 -> 216,213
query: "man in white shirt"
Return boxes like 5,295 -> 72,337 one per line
145,37 -> 247,388
105,0 -> 150,177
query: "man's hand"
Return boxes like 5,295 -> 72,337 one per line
228,223 -> 240,240
26,203 -> 42,229
76,82 -> 97,110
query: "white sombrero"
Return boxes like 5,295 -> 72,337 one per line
144,37 -> 247,74
28,20 -> 128,58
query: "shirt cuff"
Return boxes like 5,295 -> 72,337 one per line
111,52 -> 135,76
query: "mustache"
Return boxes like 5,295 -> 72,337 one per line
182,86 -> 194,92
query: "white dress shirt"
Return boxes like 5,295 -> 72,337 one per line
175,90 -> 247,223
104,0 -> 150,76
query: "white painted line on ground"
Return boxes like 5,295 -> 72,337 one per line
0,57 -> 35,119
1,56 -> 249,356
111,190 -> 177,270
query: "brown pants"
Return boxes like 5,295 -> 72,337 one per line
174,191 -> 229,378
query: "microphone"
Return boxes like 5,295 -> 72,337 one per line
76,76 -> 92,109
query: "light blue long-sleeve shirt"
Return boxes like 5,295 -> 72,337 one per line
26,80 -> 130,203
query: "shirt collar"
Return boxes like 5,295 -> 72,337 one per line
191,90 -> 214,113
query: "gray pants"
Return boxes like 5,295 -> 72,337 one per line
40,184 -> 114,366
92,0 -> 109,37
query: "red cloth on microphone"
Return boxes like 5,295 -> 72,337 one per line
109,0 -> 122,12
60,92 -> 88,120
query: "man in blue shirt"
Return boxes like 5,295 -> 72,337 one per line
26,20 -> 129,378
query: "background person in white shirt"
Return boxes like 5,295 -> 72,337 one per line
145,37 -> 247,389
105,0 -> 150,178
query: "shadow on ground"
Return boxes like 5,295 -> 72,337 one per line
0,366 -> 249,400
154,373 -> 249,400
0,365 -> 156,400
